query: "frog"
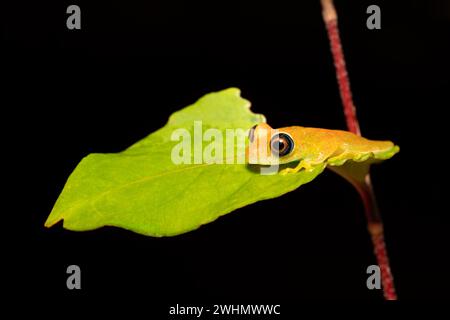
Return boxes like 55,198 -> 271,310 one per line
247,123 -> 399,174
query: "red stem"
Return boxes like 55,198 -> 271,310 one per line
325,19 -> 361,136
320,0 -> 397,300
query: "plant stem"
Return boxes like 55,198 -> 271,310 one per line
320,0 -> 397,300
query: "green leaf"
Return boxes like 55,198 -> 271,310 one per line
45,88 -> 396,237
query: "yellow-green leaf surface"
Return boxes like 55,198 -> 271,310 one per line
45,88 -> 398,237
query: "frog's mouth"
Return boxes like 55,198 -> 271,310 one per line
246,148 -> 280,165
246,160 -> 301,173
246,144 -> 295,165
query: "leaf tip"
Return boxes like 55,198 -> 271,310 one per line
44,215 -> 61,228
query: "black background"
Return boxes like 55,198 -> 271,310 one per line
4,0 -> 450,309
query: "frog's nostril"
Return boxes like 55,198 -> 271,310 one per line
248,125 -> 258,142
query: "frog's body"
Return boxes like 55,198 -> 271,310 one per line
247,123 -> 399,174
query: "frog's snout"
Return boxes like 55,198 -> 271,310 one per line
248,124 -> 257,143
247,123 -> 274,165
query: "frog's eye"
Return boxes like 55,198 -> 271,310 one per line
248,125 -> 258,143
270,133 -> 294,157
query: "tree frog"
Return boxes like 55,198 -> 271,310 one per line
247,123 -> 399,174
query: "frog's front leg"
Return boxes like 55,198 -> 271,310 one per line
279,160 -> 313,175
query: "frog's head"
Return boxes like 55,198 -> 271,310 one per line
247,123 -> 300,165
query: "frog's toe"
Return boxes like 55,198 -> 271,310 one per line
280,168 -> 296,175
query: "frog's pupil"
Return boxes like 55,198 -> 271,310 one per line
278,140 -> 286,152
